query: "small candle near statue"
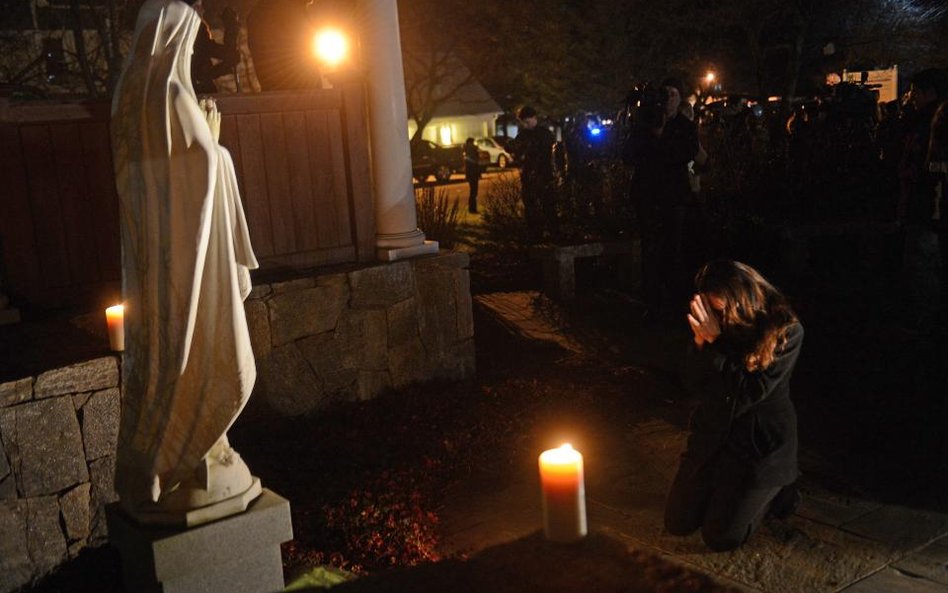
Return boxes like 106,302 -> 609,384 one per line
105,304 -> 124,352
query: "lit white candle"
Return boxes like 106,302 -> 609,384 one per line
538,443 -> 587,542
106,304 -> 125,352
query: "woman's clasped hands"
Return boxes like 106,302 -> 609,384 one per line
687,293 -> 721,347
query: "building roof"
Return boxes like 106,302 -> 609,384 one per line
430,75 -> 502,118
404,50 -> 502,119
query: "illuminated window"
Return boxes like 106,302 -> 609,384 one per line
439,124 -> 452,146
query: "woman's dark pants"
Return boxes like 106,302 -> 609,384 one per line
664,457 -> 781,552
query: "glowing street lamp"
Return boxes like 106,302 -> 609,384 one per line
705,71 -> 716,84
313,28 -> 349,68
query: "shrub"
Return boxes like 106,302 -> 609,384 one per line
556,162 -> 635,243
415,185 -> 460,249
481,172 -> 528,243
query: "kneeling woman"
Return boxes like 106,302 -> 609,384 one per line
665,260 -> 804,551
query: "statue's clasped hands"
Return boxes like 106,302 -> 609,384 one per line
687,293 -> 721,347
199,97 -> 221,143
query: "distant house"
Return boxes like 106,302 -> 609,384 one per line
404,55 -> 502,146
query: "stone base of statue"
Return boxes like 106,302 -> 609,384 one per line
120,436 -> 265,528
107,489 -> 293,593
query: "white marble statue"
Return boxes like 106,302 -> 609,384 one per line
111,0 -> 261,526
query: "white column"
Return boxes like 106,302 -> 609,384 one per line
358,0 -> 439,261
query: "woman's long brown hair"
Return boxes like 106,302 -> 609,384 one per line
694,260 -> 798,372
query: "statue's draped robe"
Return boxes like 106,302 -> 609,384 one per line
111,0 -> 258,506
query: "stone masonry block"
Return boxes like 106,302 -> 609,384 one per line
387,298 -> 419,349
389,336 -> 428,390
247,283 -> 272,301
261,343 -> 325,416
269,284 -> 348,346
59,482 -> 92,541
0,397 -> 88,497
71,392 -> 92,410
244,299 -> 272,359
0,474 -> 15,501
0,439 -> 10,483
26,495 -> 67,575
296,333 -> 358,401
80,388 -> 120,461
0,378 -> 32,408
0,500 -> 32,593
88,455 -> 117,544
298,331 -> 342,377
335,309 -> 388,370
415,266 -> 458,353
456,268 -> 474,340
34,358 -> 118,399
349,261 -> 414,309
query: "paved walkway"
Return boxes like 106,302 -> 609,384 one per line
434,291 -> 948,593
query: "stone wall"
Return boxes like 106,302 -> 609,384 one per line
248,251 -> 476,416
0,251 -> 475,591
0,357 -> 120,593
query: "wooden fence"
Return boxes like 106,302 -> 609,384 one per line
0,82 -> 375,312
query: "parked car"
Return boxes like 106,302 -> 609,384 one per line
477,136 -> 514,168
492,135 -> 515,151
411,139 -> 463,183
410,139 -> 490,183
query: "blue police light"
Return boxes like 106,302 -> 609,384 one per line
589,127 -> 602,136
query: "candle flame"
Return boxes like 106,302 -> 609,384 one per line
541,443 -> 582,465
106,304 -> 124,316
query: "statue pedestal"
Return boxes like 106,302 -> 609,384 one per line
107,489 -> 293,593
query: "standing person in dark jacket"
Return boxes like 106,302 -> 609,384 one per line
898,68 -> 947,330
627,79 -> 706,316
464,137 -> 481,214
191,5 -> 241,94
512,105 -> 556,240
665,260 -> 804,552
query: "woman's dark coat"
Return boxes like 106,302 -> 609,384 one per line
680,323 -> 804,488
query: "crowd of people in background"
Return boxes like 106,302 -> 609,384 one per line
509,68 -> 948,329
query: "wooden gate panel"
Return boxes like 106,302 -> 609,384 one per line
234,113 -> 274,258
282,110 -> 319,252
20,125 -> 71,290
51,122 -> 100,285
259,112 -> 296,255
79,120 -> 121,281
0,125 -> 40,296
